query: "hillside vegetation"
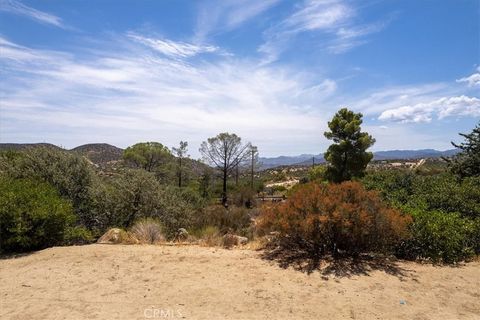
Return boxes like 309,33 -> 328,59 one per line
1,113 -> 479,266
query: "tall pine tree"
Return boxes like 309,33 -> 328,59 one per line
324,108 -> 375,182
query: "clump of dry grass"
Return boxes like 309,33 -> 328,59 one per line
97,228 -> 139,244
131,218 -> 165,244
193,226 -> 223,247
241,236 -> 270,250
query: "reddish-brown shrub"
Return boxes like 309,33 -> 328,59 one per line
257,181 -> 412,257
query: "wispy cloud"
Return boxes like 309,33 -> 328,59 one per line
284,0 -> 353,32
194,0 -> 280,41
0,0 -> 64,28
456,67 -> 480,87
259,0 -> 387,62
127,33 -> 219,58
0,35 -> 336,156
378,95 -> 480,123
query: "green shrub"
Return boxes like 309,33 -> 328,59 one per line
397,209 -> 477,263
90,170 -> 195,239
0,177 -> 75,253
308,165 -> 327,182
63,226 -> 94,245
155,186 -> 195,239
90,169 -> 161,230
362,171 -> 480,219
195,205 -> 253,236
414,175 -> 480,219
190,226 -> 222,246
0,147 -> 95,227
361,170 -> 417,207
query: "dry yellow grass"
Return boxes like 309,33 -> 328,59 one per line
0,244 -> 479,320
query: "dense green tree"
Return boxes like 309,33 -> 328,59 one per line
199,133 -> 251,206
90,169 -> 195,237
123,142 -> 172,172
0,176 -> 75,253
447,122 -> 480,178
0,147 -> 94,228
324,108 -> 375,182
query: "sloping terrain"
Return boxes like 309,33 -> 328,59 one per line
71,143 -> 124,166
0,245 -> 478,320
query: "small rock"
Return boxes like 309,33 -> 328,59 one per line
176,228 -> 189,241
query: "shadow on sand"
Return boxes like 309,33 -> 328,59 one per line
261,246 -> 417,280
0,251 -> 38,260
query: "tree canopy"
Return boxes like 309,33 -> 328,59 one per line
324,108 -> 375,182
448,122 -> 480,178
123,142 -> 172,172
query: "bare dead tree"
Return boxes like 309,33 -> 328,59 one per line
199,133 -> 251,206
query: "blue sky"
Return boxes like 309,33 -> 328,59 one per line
0,0 -> 479,157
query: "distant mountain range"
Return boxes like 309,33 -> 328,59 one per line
259,149 -> 460,169
0,143 -> 460,170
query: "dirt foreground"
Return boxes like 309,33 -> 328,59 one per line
1,244 -> 479,320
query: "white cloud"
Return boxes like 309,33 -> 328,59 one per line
259,0 -> 387,62
456,67 -> 480,87
284,0 -> 353,32
0,0 -> 64,28
195,0 -> 280,41
378,95 -> 480,123
0,35 -> 336,156
127,33 -> 219,58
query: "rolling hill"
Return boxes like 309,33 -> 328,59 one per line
71,143 -> 124,165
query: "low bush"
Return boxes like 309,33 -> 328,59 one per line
195,205 -> 253,236
397,209 -> 478,263
362,171 -> 480,219
63,226 -> 94,245
257,181 -> 412,257
97,228 -> 138,244
131,218 -> 164,244
191,226 -> 222,247
90,171 -> 195,239
0,176 -> 75,253
0,147 -> 95,228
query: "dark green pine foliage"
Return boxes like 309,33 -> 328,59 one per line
324,108 -> 376,183
448,122 -> 480,179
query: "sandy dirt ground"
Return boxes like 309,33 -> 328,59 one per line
0,244 -> 479,320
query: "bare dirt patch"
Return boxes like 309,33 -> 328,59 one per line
0,244 -> 479,319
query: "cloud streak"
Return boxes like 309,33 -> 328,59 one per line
259,0 -> 387,62
127,33 -> 219,58
0,0 -> 64,28
195,0 -> 280,41
456,67 -> 480,87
